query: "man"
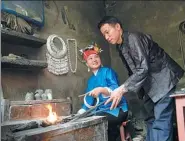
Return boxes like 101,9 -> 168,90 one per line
98,16 -> 184,141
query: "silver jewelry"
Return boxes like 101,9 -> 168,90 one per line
84,94 -> 99,109
41,93 -> 47,100
66,39 -> 78,73
45,89 -> 53,100
34,89 -> 43,100
25,92 -> 34,101
88,67 -> 90,72
47,34 -> 67,59
46,34 -> 69,75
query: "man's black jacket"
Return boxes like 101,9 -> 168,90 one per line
117,31 -> 184,102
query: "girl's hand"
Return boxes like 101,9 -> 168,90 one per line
89,87 -> 103,97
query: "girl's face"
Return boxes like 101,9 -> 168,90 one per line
86,54 -> 101,70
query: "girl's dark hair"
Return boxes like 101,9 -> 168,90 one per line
98,16 -> 123,29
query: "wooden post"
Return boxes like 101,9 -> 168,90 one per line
170,93 -> 185,141
1,99 -> 10,122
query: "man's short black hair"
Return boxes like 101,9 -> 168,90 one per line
98,16 -> 123,29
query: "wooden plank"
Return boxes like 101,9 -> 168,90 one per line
1,29 -> 46,48
170,93 -> 185,98
1,57 -> 47,69
1,99 -> 10,122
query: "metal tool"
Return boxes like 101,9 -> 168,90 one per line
86,107 -> 110,117
68,102 -> 105,123
78,91 -> 91,97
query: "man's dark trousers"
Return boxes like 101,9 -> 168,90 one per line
145,87 -> 175,141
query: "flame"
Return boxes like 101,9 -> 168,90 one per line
46,104 -> 58,124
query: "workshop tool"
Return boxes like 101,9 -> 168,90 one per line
86,107 -> 110,117
68,101 -> 105,123
78,92 -> 90,98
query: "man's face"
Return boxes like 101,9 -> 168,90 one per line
100,23 -> 122,44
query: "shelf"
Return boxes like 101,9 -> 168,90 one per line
10,99 -> 71,105
1,57 -> 47,69
1,29 -> 46,48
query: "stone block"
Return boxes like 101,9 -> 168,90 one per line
13,116 -> 108,141
74,127 -> 95,141
49,133 -> 74,141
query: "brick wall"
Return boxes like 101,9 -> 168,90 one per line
2,99 -> 71,121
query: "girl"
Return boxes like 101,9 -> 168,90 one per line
78,43 -> 128,141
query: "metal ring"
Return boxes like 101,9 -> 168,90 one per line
84,94 -> 99,109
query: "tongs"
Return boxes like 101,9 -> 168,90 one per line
68,101 -> 105,123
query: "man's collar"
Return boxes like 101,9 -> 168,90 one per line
116,31 -> 128,50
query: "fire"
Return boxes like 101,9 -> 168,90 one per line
46,104 -> 58,124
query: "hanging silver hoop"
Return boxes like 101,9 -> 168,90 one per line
47,34 -> 67,59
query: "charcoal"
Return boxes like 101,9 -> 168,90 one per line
40,120 -> 53,127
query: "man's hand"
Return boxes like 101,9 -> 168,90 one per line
105,86 -> 127,110
89,87 -> 103,97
